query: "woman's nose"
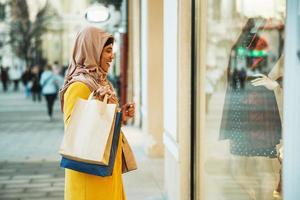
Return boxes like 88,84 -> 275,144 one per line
111,53 -> 115,59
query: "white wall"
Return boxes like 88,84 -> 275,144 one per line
163,0 -> 178,142
163,0 -> 180,199
163,0 -> 191,199
141,0 -> 148,127
283,0 -> 300,199
140,0 -> 164,157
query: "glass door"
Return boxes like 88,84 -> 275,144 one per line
193,0 -> 286,199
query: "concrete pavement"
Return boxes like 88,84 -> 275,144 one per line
0,88 -> 164,200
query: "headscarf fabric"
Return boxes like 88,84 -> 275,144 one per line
59,26 -> 115,111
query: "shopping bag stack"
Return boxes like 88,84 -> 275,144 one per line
59,92 -> 122,177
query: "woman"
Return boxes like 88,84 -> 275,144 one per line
40,64 -> 63,120
59,27 -> 135,200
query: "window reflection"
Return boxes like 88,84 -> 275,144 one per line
220,18 -> 282,158
202,1 -> 285,199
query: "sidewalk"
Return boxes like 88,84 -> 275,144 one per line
0,89 -> 164,200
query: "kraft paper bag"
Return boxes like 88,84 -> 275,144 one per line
59,92 -> 117,165
121,131 -> 138,173
60,112 -> 122,176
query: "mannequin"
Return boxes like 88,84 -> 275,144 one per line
219,18 -> 283,199
220,18 -> 282,158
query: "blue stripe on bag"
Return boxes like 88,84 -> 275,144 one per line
60,111 -> 122,177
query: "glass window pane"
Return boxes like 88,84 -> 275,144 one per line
197,0 -> 285,199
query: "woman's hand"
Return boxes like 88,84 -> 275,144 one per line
122,103 -> 135,123
94,85 -> 118,104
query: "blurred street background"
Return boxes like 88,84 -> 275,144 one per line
0,0 -> 165,199
0,87 -> 164,200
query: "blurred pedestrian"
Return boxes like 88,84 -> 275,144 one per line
21,67 -> 33,98
53,60 -> 62,76
31,65 -> 42,102
61,64 -> 68,77
0,66 -> 9,92
40,64 -> 63,120
9,65 -> 22,91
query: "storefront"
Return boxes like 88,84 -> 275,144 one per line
192,0 -> 300,199
128,0 -> 300,199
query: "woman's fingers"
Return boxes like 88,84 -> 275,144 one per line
96,85 -> 109,92
122,103 -> 135,119
97,87 -> 116,101
108,95 -> 118,104
126,104 -> 135,111
126,109 -> 135,115
99,88 -> 112,96
125,107 -> 135,117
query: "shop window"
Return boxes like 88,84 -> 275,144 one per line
194,0 -> 285,199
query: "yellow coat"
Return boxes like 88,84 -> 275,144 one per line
63,82 -> 126,200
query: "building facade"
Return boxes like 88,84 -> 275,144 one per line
128,0 -> 300,199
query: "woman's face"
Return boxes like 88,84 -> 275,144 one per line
100,44 -> 114,72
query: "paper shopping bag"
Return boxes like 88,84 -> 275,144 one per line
59,93 -> 117,165
121,132 -> 138,174
60,112 -> 122,176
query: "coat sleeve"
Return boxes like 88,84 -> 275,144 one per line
63,82 -> 91,125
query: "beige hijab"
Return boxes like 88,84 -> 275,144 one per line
59,26 -> 115,111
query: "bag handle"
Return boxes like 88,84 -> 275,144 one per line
88,91 -> 109,115
88,91 -> 95,101
99,95 -> 109,115
88,91 -> 109,103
